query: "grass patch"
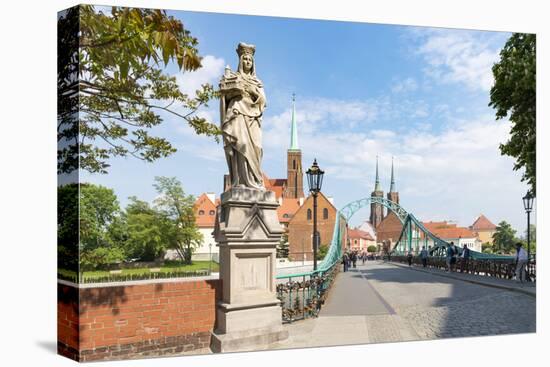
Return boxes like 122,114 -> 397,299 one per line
58,261 -> 219,283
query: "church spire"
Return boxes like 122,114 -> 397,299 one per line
389,156 -> 396,193
374,155 -> 382,192
289,93 -> 299,150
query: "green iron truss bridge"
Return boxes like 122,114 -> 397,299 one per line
275,196 -> 514,322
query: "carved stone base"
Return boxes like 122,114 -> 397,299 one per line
211,186 -> 288,353
210,304 -> 288,353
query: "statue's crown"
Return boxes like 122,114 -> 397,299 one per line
236,42 -> 256,57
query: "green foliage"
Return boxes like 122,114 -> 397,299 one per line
367,245 -> 377,253
153,176 -> 202,264
492,221 -> 517,254
125,197 -> 167,261
317,244 -> 329,260
489,33 -> 536,194
79,183 -> 126,269
276,233 -> 289,258
57,5 -> 220,174
482,242 -> 493,253
58,184 -> 79,271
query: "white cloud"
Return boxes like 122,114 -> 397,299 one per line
412,29 -> 508,91
176,55 -> 225,96
391,77 -> 418,93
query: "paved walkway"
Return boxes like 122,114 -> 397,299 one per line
269,260 -> 536,350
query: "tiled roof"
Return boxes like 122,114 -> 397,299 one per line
422,221 -> 457,231
348,228 -> 374,241
263,173 -> 286,199
194,193 -> 217,228
471,214 -> 497,230
277,198 -> 301,223
429,226 -> 476,240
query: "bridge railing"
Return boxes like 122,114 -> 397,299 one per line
391,255 -> 536,282
275,212 -> 344,323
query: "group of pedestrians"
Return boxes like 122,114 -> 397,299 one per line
394,240 -> 531,285
342,251 -> 373,272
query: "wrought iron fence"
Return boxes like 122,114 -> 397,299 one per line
275,263 -> 339,323
391,255 -> 536,282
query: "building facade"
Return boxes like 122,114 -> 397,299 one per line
376,157 -> 403,247
347,228 -> 376,252
469,214 -> 497,245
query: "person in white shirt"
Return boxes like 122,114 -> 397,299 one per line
515,242 -> 528,283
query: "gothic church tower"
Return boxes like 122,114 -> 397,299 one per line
283,94 -> 304,199
387,157 -> 400,205
370,156 -> 384,228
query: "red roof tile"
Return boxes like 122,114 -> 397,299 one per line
194,193 -> 217,228
471,214 -> 497,230
277,198 -> 301,223
348,228 -> 374,241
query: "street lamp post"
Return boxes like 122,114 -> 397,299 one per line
522,191 -> 534,264
306,159 -> 324,271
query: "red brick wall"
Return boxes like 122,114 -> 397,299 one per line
58,278 -> 221,362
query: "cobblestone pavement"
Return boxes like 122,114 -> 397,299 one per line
270,261 -> 535,350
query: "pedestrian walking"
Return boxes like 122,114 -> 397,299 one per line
342,252 -> 349,272
420,246 -> 428,268
514,242 -> 528,283
352,251 -> 357,268
446,242 -> 454,272
460,244 -> 470,273
407,251 -> 413,266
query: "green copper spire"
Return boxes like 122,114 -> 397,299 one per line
374,155 -> 382,192
289,93 -> 299,150
389,156 -> 396,193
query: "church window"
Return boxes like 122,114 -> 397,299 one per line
198,210 -> 205,215
307,209 -> 312,220
209,210 -> 215,215
293,160 -> 296,169
283,213 -> 290,218
323,208 -> 329,219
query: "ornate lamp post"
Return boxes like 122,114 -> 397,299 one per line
522,191 -> 534,264
306,159 -> 324,271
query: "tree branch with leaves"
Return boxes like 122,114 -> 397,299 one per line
58,5 -> 220,174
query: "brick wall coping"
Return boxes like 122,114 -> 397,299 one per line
57,273 -> 220,289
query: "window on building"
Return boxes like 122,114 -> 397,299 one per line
293,160 -> 296,169
209,210 -> 215,215
354,240 -> 358,245
198,210 -> 205,215
307,209 -> 312,220
323,208 -> 329,219
283,214 -> 290,218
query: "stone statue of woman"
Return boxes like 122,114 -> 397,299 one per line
219,42 -> 266,190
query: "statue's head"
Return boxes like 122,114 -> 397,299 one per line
237,42 -> 256,75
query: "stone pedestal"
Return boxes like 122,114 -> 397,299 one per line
210,187 -> 288,353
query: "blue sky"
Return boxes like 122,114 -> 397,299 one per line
80,8 -> 533,234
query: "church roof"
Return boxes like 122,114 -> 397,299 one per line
471,214 -> 497,230
263,173 -> 286,199
289,94 -> 299,150
277,198 -> 301,223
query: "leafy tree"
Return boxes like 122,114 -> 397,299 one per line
57,5 -> 220,175
482,241 -> 493,253
489,33 -> 536,194
153,176 -> 202,264
367,245 -> 377,253
58,184 -> 79,271
276,233 -> 289,258
317,244 -> 329,260
492,221 -> 517,254
79,183 -> 126,269
125,197 -> 167,261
